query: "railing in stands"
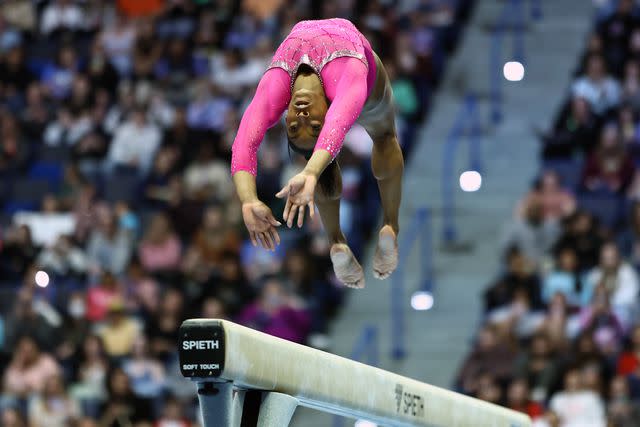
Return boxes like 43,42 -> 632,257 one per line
490,0 -> 541,124
332,324 -> 379,427
441,93 -> 482,246
391,207 -> 433,360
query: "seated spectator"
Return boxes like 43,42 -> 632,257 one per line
98,301 -> 140,359
86,271 -> 125,323
155,395 -> 192,427
3,336 -> 61,397
456,325 -> 517,395
237,275 -> 311,344
0,43 -> 36,98
37,234 -> 88,279
98,13 -> 137,77
122,336 -> 166,399
147,287 -> 184,362
582,242 -> 639,328
543,246 -> 583,307
548,367 -> 606,427
20,83 -> 50,141
516,171 -> 576,222
40,45 -> 80,101
543,96 -> 600,159
69,335 -> 109,408
3,288 -> 60,353
182,204 -> 241,282
185,81 -> 232,132
617,201 -> 640,267
572,54 -> 621,116
0,224 -> 38,284
40,0 -> 86,36
607,374 -> 640,426
99,367 -> 152,426
622,60 -> 640,112
484,247 -> 543,313
513,333 -> 561,402
554,211 -> 604,272
501,199 -> 561,267
581,124 -> 635,193
506,378 -> 544,421
141,147 -> 180,209
0,112 -> 30,174
474,373 -> 502,405
132,18 -> 162,81
577,284 -> 625,356
183,143 -> 232,201
86,206 -> 134,276
28,373 -> 80,427
0,407 -> 26,427
122,259 -> 160,318
617,325 -> 640,375
138,213 -> 182,274
107,105 -> 162,175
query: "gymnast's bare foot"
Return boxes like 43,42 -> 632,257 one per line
330,243 -> 365,289
373,225 -> 398,280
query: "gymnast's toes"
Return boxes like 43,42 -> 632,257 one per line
373,225 -> 398,280
330,243 -> 365,289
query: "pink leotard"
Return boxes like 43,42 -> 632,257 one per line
230,18 -> 377,176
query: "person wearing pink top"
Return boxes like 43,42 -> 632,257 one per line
232,18 -> 404,289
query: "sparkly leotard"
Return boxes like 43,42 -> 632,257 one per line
230,18 -> 377,176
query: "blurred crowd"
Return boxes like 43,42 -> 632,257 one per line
0,0 -> 471,425
456,1 -> 640,426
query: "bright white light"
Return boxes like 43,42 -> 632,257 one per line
35,270 -> 49,288
503,61 -> 525,81
354,420 -> 377,427
459,170 -> 482,192
411,291 -> 434,311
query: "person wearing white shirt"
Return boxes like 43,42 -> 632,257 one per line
107,107 -> 161,175
582,242 -> 639,329
549,368 -> 606,427
572,54 -> 621,116
40,0 -> 85,35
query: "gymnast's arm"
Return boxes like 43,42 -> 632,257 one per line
231,68 -> 290,249
231,67 -> 291,203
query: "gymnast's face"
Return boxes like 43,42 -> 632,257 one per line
286,88 -> 328,149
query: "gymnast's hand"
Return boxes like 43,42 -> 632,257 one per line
242,201 -> 281,251
276,171 -> 317,228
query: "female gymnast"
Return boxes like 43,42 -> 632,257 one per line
231,18 -> 404,288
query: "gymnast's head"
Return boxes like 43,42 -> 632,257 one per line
285,64 -> 329,149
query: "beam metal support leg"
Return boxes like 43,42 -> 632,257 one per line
197,381 -> 243,427
256,392 -> 298,427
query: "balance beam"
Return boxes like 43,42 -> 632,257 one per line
179,319 -> 531,427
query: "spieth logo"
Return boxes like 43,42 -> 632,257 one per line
395,384 -> 403,412
394,384 -> 425,418
182,340 -> 220,350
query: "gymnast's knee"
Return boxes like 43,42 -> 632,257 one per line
372,137 -> 404,181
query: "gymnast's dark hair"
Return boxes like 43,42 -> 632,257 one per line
287,135 -> 339,197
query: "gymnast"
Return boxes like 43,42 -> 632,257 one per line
231,18 -> 404,288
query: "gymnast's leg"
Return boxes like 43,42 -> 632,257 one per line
315,162 -> 365,289
370,130 -> 404,279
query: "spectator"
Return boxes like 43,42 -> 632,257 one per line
513,333 -> 561,402
501,198 -> 561,267
99,367 -> 152,426
37,234 -> 88,279
554,211 -> 604,272
138,213 -> 182,274
122,336 -> 166,400
572,54 -> 622,116
147,288 -> 184,362
456,325 -> 517,395
107,106 -> 162,175
548,367 -> 606,427
86,207 -> 134,276
618,325 -> 640,375
505,378 -> 544,421
28,373 -> 80,427
0,407 -> 26,427
238,275 -> 311,344
98,301 -> 140,359
40,0 -> 86,35
543,246 -> 583,307
582,242 -> 639,328
517,171 -> 576,222
3,336 -> 61,397
86,271 -> 125,323
617,201 -> 640,267
155,395 -> 192,427
69,335 -> 109,410
582,124 -> 635,193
